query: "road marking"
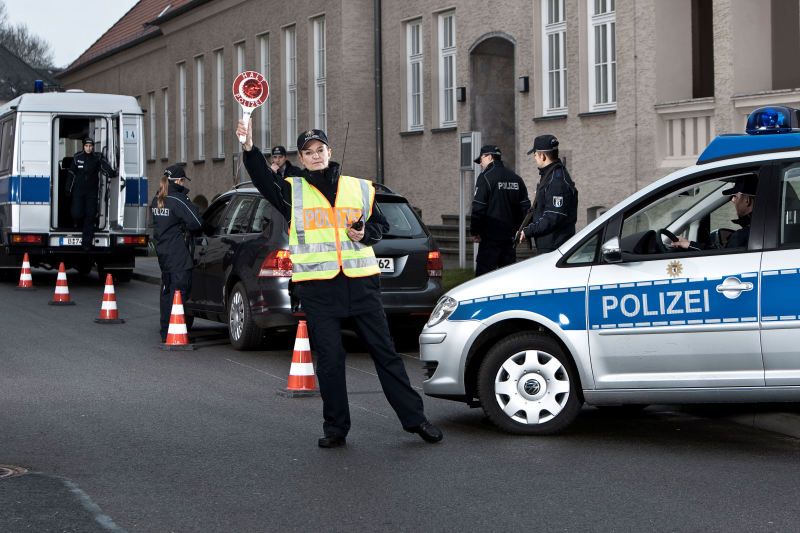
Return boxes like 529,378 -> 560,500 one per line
225,359 -> 284,381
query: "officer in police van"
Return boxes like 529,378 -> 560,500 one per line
237,120 -> 443,448
673,175 -> 757,250
149,165 -> 203,343
519,134 -> 578,254
269,145 -> 303,178
470,144 -> 530,276
67,138 -> 117,251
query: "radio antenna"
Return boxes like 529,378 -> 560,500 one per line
340,122 -> 350,174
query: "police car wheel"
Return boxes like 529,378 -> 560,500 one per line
478,332 -> 581,435
228,282 -> 262,350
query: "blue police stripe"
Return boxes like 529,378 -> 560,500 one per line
0,175 -> 50,204
588,273 -> 758,330
450,286 -> 586,330
762,269 -> 800,321
697,133 -> 800,164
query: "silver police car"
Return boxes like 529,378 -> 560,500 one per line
421,106 -> 800,434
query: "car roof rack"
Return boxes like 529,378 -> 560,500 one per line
234,180 -> 254,189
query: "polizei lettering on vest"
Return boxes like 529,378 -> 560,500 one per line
602,289 -> 711,319
303,207 -> 363,230
152,207 -> 170,216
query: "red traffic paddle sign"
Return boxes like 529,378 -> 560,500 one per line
233,71 -> 269,143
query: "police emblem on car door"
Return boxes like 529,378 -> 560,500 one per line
587,172 -> 765,390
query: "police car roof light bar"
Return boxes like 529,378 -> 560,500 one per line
745,106 -> 800,135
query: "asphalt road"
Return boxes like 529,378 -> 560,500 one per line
2,270 -> 800,532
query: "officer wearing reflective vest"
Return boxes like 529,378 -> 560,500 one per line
237,121 -> 442,448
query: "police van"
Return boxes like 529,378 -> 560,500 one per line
422,106 -> 800,434
0,91 -> 148,280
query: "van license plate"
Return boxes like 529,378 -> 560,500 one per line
377,257 -> 394,273
61,237 -> 82,246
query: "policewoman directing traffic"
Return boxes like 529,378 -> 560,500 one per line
150,165 -> 204,343
236,120 -> 442,448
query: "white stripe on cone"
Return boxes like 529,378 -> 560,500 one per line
104,285 -> 115,295
101,301 -> 116,311
167,322 -> 188,335
54,286 -> 69,294
288,362 -> 315,376
293,337 -> 311,351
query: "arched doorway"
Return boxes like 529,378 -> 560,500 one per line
470,34 -> 516,170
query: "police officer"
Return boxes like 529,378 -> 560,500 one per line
519,135 -> 578,253
150,165 -> 203,343
470,144 -> 530,275
269,146 -> 303,178
237,120 -> 443,448
67,138 -> 117,251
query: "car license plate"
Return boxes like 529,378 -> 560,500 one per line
61,237 -> 82,246
377,257 -> 394,273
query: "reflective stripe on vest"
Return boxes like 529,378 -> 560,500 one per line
287,175 -> 380,281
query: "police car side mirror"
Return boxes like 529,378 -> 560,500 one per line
601,237 -> 622,263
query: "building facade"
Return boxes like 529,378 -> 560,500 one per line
59,0 -> 800,229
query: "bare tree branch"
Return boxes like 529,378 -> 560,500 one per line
0,1 -> 55,68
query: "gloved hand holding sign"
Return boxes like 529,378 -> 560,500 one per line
232,71 -> 269,146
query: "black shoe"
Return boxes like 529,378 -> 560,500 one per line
318,435 -> 346,448
407,420 -> 443,443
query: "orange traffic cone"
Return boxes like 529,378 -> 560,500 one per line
48,262 -> 75,305
161,290 -> 194,350
278,320 -> 319,397
16,253 -> 34,290
95,273 -> 124,324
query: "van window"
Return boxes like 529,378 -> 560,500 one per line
780,164 -> 800,246
0,118 -> 14,176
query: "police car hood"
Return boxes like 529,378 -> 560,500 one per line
447,252 -> 560,301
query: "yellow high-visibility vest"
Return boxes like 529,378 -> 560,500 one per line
286,175 -> 380,281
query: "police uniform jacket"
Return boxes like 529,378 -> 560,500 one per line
470,160 -> 531,241
274,161 -> 304,179
243,146 -> 389,317
149,181 -> 203,273
523,161 -> 578,252
67,151 -> 116,194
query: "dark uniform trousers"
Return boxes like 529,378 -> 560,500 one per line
303,305 -> 426,437
71,189 -> 98,246
160,270 -> 192,338
475,239 -> 516,276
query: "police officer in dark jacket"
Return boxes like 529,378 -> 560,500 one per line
519,135 -> 578,253
269,146 -> 304,178
470,144 -> 530,275
150,165 -> 203,342
237,119 -> 442,448
67,138 -> 116,250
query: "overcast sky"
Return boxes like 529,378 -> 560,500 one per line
5,0 -> 139,68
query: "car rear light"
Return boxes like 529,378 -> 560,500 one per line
426,250 -> 443,278
116,235 -> 147,245
259,249 -> 293,277
11,233 -> 43,244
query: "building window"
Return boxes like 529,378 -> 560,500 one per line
406,19 -> 423,131
215,49 -> 225,158
438,12 -> 456,127
178,62 -> 186,162
235,42 -> 246,122
148,92 -> 156,160
258,33 -> 271,150
588,0 -> 616,111
284,25 -> 297,150
313,17 -> 327,131
543,0 -> 567,114
195,55 -> 205,160
162,88 -> 169,158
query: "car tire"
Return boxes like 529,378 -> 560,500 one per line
227,282 -> 262,350
477,331 -> 582,435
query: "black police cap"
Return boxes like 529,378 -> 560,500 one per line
297,129 -> 329,151
721,176 -> 757,196
271,146 -> 287,156
164,164 -> 190,181
527,134 -> 559,155
473,144 -> 502,164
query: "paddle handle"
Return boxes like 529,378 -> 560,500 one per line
238,107 -> 253,143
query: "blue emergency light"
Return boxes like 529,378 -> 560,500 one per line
745,106 -> 800,134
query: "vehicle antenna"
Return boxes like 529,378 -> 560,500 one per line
340,122 -> 350,174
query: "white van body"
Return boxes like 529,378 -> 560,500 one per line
421,108 -> 800,434
0,92 -> 148,279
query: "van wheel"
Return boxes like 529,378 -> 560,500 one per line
227,282 -> 262,350
477,332 -> 582,435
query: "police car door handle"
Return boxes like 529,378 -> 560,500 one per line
715,277 -> 753,299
